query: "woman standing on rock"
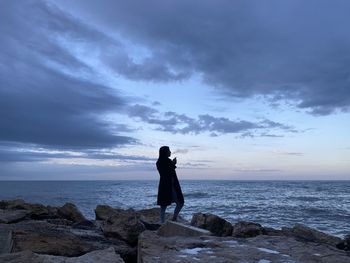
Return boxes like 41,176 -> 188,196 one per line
156,146 -> 184,223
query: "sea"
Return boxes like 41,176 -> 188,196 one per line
0,180 -> 349,238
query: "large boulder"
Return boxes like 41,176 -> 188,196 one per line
282,224 -> 342,247
101,209 -> 146,246
57,203 -> 86,223
0,247 -> 124,263
232,221 -> 266,237
191,212 -> 233,236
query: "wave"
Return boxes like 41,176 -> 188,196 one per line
185,192 -> 211,198
289,196 -> 321,202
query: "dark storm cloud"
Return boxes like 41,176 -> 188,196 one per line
127,104 -> 294,136
64,0 -> 350,115
0,1 -> 136,149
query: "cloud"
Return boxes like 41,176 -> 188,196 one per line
0,1 -> 136,149
0,143 -> 155,163
62,0 -> 350,115
127,104 -> 294,136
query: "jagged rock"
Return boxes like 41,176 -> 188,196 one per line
0,209 -> 30,224
191,212 -> 233,236
282,224 -> 342,247
138,230 -> 350,263
101,209 -> 146,246
57,203 -> 86,223
157,220 -> 211,237
232,221 -> 266,237
0,247 -> 124,263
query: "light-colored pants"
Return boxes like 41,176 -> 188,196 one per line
160,186 -> 183,223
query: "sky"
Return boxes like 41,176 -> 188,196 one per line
0,0 -> 349,180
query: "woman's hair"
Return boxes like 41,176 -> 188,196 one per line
159,146 -> 170,159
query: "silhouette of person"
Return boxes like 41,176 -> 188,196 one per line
156,146 -> 184,223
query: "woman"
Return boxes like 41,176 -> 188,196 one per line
156,146 -> 184,223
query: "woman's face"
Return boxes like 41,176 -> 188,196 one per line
168,149 -> 171,157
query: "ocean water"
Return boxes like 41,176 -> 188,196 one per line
0,180 -> 349,238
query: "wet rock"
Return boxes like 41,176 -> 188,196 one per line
157,220 -> 211,237
191,212 -> 233,236
0,247 -> 124,263
57,203 -> 86,223
102,209 -> 146,246
282,224 -> 342,247
0,209 -> 30,224
232,221 -> 266,237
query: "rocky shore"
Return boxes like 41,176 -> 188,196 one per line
0,199 -> 349,262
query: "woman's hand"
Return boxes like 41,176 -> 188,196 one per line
172,157 -> 177,165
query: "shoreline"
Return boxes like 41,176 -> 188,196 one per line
1,199 -> 350,262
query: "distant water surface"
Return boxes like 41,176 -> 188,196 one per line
1,180 -> 349,237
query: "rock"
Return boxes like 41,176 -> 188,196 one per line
95,205 -> 123,221
158,220 -> 211,237
191,212 -> 233,236
46,218 -> 74,226
0,247 -> 124,263
25,204 -> 50,219
138,230 -> 350,263
57,203 -> 86,223
101,209 -> 146,246
13,232 -> 97,257
138,208 -> 162,230
72,220 -> 96,230
0,200 -> 60,220
232,221 -> 266,237
0,199 -> 26,210
0,209 -> 30,224
1,220 -> 103,257
263,226 -> 283,236
337,234 -> 350,251
0,229 -> 13,254
282,224 -> 342,247
137,208 -> 161,224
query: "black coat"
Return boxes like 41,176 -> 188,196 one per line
156,157 -> 184,206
